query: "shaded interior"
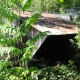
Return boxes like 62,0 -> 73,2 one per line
31,34 -> 76,68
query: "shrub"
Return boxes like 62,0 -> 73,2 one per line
27,60 -> 79,80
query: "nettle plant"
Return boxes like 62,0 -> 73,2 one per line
0,0 -> 48,79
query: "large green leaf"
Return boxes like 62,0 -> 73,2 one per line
0,24 -> 21,45
22,0 -> 33,11
0,46 -> 22,56
21,45 -> 37,61
0,6 -> 18,22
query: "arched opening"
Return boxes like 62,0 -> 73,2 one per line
31,34 -> 76,68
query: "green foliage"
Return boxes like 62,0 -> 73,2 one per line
20,13 -> 40,35
0,0 -> 80,80
75,15 -> 80,25
29,0 -> 80,14
0,6 -> 18,22
0,60 -> 79,80
29,0 -> 60,13
60,0 -> 64,3
21,60 -> 79,80
0,0 -> 49,80
75,0 -> 80,7
70,18 -> 80,71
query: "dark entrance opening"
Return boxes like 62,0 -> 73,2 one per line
32,34 -> 76,68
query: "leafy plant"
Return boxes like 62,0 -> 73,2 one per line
70,28 -> 80,71
25,60 -> 79,80
29,0 -> 80,14
0,0 -> 49,80
0,0 -> 80,80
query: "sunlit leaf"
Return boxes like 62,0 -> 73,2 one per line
22,0 -> 33,11
60,0 -> 64,3
0,6 -> 18,22
21,45 -> 37,61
